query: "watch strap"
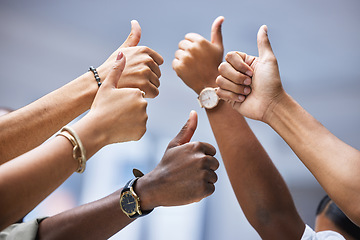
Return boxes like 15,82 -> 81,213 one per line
121,177 -> 153,218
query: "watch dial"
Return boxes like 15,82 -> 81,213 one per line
120,192 -> 137,214
199,88 -> 219,109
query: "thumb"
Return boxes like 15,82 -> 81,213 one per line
120,20 -> 141,48
257,25 -> 275,59
211,16 -> 224,47
168,110 -> 198,148
101,52 -> 126,88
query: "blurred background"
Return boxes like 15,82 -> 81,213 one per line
1,0 -> 359,239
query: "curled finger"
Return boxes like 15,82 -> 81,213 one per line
216,76 -> 251,96
216,87 -> 246,103
225,51 -> 253,77
218,62 -> 252,86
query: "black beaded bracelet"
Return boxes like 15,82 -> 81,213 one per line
89,66 -> 101,87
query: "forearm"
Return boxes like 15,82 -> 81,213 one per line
0,121 -> 104,229
267,93 -> 360,225
206,101 -> 304,239
37,190 -> 133,240
0,71 -> 98,164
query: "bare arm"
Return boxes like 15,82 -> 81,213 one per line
0,53 -> 149,229
173,17 -> 304,239
37,111 -> 219,240
267,93 -> 360,226
0,20 -> 163,164
37,190 -> 134,240
217,25 -> 360,226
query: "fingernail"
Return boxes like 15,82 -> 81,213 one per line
246,70 -> 253,77
263,25 -> 268,34
244,87 -> 250,95
244,78 -> 252,85
238,95 -> 245,102
116,52 -> 123,61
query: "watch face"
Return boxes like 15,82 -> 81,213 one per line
199,88 -> 219,109
120,192 -> 138,215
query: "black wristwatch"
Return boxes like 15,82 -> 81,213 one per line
119,170 -> 153,218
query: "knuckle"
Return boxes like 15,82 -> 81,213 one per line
215,76 -> 223,86
199,169 -> 208,179
215,76 -> 224,86
218,62 -> 227,73
139,67 -> 152,77
139,46 -> 151,53
225,51 -> 236,61
214,159 -> 220,170
208,184 -> 215,195
178,40 -> 186,48
143,55 -> 154,64
152,88 -> 159,98
213,172 -> 218,183
198,38 -> 208,46
191,141 -> 202,151
198,156 -> 208,168
234,72 -> 245,84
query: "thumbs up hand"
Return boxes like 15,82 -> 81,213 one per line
97,20 -> 164,98
216,25 -> 285,123
85,52 -> 148,145
173,16 -> 225,95
134,111 -> 219,210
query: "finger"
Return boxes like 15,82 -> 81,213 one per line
218,62 -> 252,86
144,56 -> 162,79
204,183 -> 215,197
257,25 -> 275,60
225,51 -> 253,77
199,142 -> 216,156
205,156 -> 220,171
147,69 -> 161,88
172,58 -> 181,71
205,170 -> 218,184
178,39 -> 193,50
216,75 -> 251,96
142,74 -> 160,98
216,87 -> 246,103
185,33 -> 205,43
236,51 -> 257,69
118,72 -> 159,98
102,52 -> 126,88
120,20 -> 141,48
168,110 -> 198,148
211,16 -> 224,47
174,49 -> 188,60
144,47 -> 164,65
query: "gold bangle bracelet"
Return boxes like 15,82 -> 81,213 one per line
57,126 -> 87,173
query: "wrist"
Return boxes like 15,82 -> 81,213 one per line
71,114 -> 108,157
134,174 -> 158,211
193,77 -> 219,95
72,71 -> 100,111
95,63 -> 109,85
263,91 -> 291,126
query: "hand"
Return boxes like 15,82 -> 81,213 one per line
172,16 -> 224,94
85,52 -> 148,144
136,111 -> 219,210
97,20 -> 164,98
216,25 -> 285,122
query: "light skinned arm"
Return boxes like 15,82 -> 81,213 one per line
0,20 -> 163,164
217,25 -> 360,226
173,17 -> 305,239
37,111 -> 219,240
0,53 -> 149,230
